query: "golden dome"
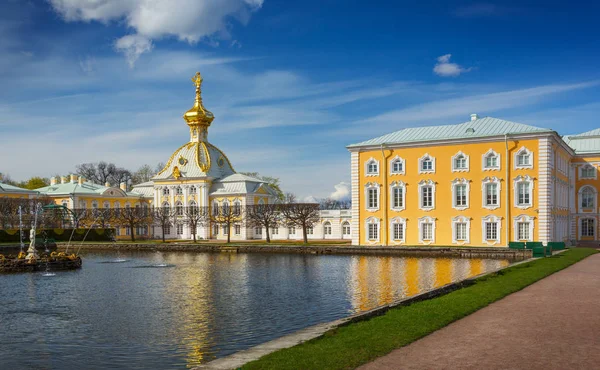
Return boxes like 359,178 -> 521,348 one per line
183,72 -> 214,126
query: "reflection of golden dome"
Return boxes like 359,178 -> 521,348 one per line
183,72 -> 215,126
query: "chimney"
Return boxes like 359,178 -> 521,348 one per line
120,182 -> 127,191
470,113 -> 479,121
70,174 -> 78,183
61,176 -> 67,184
50,177 -> 57,185
105,182 -> 111,187
78,177 -> 84,185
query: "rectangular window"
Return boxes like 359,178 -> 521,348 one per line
177,224 -> 183,235
367,162 -> 378,174
393,223 -> 403,241
368,188 -> 378,209
583,191 -> 594,209
272,227 -> 278,235
582,219 -> 594,237
234,225 -> 241,235
255,227 -> 262,235
213,224 -> 218,235
289,227 -> 295,235
455,156 -> 466,169
485,155 -> 498,168
343,224 -> 351,235
393,161 -> 403,173
307,227 -> 314,235
422,186 -> 433,208
455,184 -> 467,206
165,225 -> 171,235
368,223 -> 378,240
223,226 -> 228,235
422,160 -> 432,171
485,222 -> 498,240
455,222 -> 467,241
486,183 -> 498,206
518,153 -> 530,166
393,187 -> 403,208
422,223 -> 433,240
517,182 -> 530,205
517,222 -> 530,240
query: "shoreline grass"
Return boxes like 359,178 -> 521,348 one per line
243,248 -> 598,370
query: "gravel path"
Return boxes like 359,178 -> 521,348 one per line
359,253 -> 600,370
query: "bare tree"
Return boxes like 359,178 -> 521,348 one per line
282,202 -> 320,244
132,164 -> 155,184
115,204 -> 151,242
209,201 -> 243,243
152,205 -> 176,243
76,162 -> 132,187
184,205 -> 208,242
246,204 -> 282,243
319,197 -> 352,210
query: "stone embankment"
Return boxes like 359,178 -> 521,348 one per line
57,243 -> 531,260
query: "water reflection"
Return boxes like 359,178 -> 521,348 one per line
348,256 -> 509,311
0,251 -> 510,370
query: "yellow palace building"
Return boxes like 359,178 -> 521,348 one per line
348,114 -> 600,247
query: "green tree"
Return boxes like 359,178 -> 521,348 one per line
19,177 -> 49,190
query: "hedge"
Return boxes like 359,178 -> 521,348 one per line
0,228 -> 115,243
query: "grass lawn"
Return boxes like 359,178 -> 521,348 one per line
243,248 -> 598,370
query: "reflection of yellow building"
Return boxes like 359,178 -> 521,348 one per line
348,256 -> 509,312
348,115 -> 600,247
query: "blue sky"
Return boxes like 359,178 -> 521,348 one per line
1,0 -> 599,199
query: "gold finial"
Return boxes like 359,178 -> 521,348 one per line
192,72 -> 203,87
183,70 -> 214,127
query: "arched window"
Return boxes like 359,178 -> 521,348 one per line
222,201 -> 230,215
103,201 -> 110,209
212,201 -> 219,216
365,158 -> 379,176
580,186 -> 597,211
162,188 -> 170,196
365,182 -> 380,211
514,175 -> 534,209
233,200 -> 241,216
452,151 -> 469,172
92,200 -> 98,209
515,147 -> 533,169
189,186 -> 197,194
342,221 -> 351,237
176,187 -> 183,195
419,153 -> 435,174
482,149 -> 500,170
390,181 -> 406,211
418,179 -> 435,211
189,200 -> 198,215
390,156 -> 405,175
175,201 -> 183,216
323,221 -> 332,235
482,177 -> 501,210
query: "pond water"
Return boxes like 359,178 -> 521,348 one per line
0,251 -> 510,369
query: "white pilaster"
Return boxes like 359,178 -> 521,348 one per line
350,151 -> 359,245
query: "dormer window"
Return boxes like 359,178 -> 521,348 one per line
515,147 -> 533,169
419,154 -> 435,174
365,158 -> 379,176
483,149 -> 500,170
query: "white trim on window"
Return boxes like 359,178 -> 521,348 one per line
365,217 -> 380,244
451,151 -> 470,172
418,179 -> 436,211
482,215 -> 502,246
390,217 -> 406,244
579,164 -> 597,180
482,149 -> 501,171
452,215 -> 471,245
482,177 -> 502,210
514,175 -> 534,210
578,185 -> 597,213
418,216 -> 436,245
418,153 -> 436,174
579,217 -> 596,239
513,214 -> 535,242
390,181 -> 406,211
390,155 -> 405,175
451,178 -> 470,211
364,182 -> 380,212
365,157 -> 380,176
514,146 -> 534,169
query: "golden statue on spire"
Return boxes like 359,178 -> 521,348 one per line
183,71 -> 214,126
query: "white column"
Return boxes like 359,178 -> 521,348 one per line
350,151 -> 360,245
538,137 -> 552,244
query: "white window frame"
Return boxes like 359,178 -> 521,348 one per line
389,155 -> 405,175
482,149 -> 501,171
578,185 -> 597,212
418,179 -> 435,211
514,175 -> 534,210
365,217 -> 380,243
418,216 -> 436,245
451,151 -> 470,172
514,146 -> 534,169
390,181 -> 406,211
452,215 -> 471,245
451,178 -> 470,211
342,221 -> 351,236
234,224 -> 241,235
579,164 -> 597,180
482,177 -> 501,210
364,182 -> 380,212
580,218 -> 596,239
323,222 -> 332,235
481,215 -> 502,246
418,153 -> 436,174
390,217 -> 406,244
513,214 -> 535,242
365,157 -> 379,176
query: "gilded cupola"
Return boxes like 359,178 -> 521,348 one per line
184,72 -> 214,142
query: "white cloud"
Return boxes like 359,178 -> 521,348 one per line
48,0 -> 264,65
329,182 -> 350,201
433,54 -> 472,77
114,34 -> 153,68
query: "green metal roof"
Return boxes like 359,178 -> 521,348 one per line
36,181 -> 146,198
563,129 -> 600,154
0,182 -> 38,194
347,116 -> 554,148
